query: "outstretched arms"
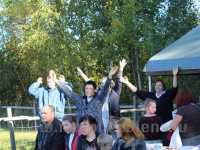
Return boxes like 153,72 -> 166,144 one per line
120,76 -> 152,101
77,67 -> 90,82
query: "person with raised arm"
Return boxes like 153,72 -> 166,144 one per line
57,66 -> 118,133
120,67 -> 178,146
77,59 -> 127,133
28,70 -> 72,121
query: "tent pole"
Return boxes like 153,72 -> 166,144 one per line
148,75 -> 152,92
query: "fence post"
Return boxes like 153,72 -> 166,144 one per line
33,102 -> 38,131
7,107 -> 16,150
132,96 -> 136,121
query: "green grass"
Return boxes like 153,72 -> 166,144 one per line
0,128 -> 37,150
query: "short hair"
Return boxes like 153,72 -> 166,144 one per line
176,90 -> 196,108
84,80 -> 97,90
79,115 -> 97,125
44,105 -> 55,113
155,79 -> 166,90
97,134 -> 113,145
79,115 -> 97,132
144,98 -> 156,108
63,115 -> 76,124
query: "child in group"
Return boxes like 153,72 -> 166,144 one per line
139,98 -> 162,142
62,115 -> 79,150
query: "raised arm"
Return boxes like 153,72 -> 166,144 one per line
120,76 -> 137,93
28,77 -> 43,99
113,58 -> 127,95
165,67 -> 179,100
173,66 -> 178,88
56,81 -> 82,104
96,66 -> 118,102
120,76 -> 152,101
77,67 -> 90,82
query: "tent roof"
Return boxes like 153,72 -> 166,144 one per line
144,25 -> 200,75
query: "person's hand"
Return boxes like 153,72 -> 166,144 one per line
119,58 -> 127,70
109,66 -> 119,77
37,77 -> 43,84
173,66 -> 178,76
120,76 -> 129,84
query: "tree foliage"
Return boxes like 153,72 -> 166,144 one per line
0,0 -> 199,105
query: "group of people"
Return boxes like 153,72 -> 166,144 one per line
29,59 -> 200,150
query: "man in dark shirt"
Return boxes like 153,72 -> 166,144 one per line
120,67 -> 178,146
35,105 -> 65,150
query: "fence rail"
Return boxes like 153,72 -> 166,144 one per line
0,104 -> 144,150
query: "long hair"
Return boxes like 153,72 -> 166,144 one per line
117,117 -> 144,142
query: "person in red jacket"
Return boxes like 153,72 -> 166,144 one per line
62,115 -> 79,150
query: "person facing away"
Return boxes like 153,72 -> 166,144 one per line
77,115 -> 100,150
113,117 -> 146,150
57,66 -> 118,133
97,133 -> 113,150
35,105 -> 65,150
29,70 -> 72,120
120,67 -> 178,146
139,98 -> 162,141
77,59 -> 127,133
170,90 -> 200,146
62,115 -> 79,150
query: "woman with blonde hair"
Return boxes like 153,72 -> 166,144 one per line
113,117 -> 146,150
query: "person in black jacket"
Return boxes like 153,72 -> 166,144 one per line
120,67 -> 178,146
35,105 -> 65,150
112,117 -> 146,150
77,115 -> 100,150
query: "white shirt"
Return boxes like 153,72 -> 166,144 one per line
102,93 -> 110,133
69,133 -> 74,150
155,91 -> 166,98
87,96 -> 93,103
